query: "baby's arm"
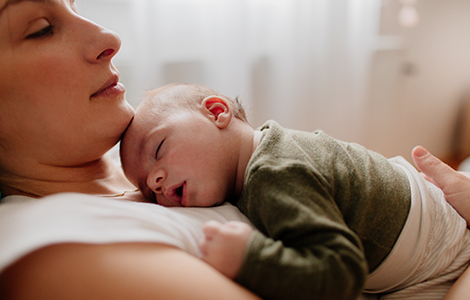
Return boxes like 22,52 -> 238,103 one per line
199,220 -> 253,279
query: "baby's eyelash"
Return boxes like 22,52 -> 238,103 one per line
155,139 -> 165,159
26,25 -> 55,39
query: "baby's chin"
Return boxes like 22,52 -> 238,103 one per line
192,194 -> 224,207
206,196 -> 229,207
190,183 -> 231,207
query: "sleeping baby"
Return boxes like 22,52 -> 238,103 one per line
120,82 -> 470,300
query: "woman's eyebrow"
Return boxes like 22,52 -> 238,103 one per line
0,0 -> 19,16
0,0 -> 52,17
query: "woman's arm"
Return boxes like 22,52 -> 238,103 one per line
0,242 -> 260,300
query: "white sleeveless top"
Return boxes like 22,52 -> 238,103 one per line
0,193 -> 251,273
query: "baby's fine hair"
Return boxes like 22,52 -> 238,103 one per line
144,83 -> 248,122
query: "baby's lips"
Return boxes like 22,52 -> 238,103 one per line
165,183 -> 184,205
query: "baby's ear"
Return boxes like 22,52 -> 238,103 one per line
201,96 -> 232,129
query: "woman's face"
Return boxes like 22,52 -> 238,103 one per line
0,0 -> 134,172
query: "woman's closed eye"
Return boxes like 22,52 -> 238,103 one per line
155,139 -> 165,160
26,25 -> 55,39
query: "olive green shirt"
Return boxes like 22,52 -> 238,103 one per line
233,121 -> 411,300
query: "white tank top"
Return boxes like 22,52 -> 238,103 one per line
0,193 -> 251,273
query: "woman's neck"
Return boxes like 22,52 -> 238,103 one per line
2,154 -> 137,199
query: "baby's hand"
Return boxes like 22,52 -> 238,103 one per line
199,220 -> 253,279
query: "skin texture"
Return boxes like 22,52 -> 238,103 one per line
0,1 -> 260,299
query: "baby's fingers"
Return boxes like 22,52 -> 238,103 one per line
202,220 -> 224,240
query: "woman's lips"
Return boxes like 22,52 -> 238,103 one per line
91,80 -> 126,98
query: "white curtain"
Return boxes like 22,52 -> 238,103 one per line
77,0 -> 381,142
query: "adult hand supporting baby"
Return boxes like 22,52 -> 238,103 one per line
412,146 -> 470,226
199,220 -> 253,279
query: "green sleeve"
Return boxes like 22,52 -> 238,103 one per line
235,164 -> 368,300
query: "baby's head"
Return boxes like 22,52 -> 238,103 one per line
120,83 -> 248,207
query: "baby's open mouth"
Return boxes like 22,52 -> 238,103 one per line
165,183 -> 186,206
175,186 -> 183,197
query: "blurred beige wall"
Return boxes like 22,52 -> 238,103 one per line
362,0 -> 470,166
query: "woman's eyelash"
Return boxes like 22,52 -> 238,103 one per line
155,139 -> 165,159
26,25 -> 55,39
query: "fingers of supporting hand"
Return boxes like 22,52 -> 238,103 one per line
412,146 -> 470,226
412,146 -> 456,188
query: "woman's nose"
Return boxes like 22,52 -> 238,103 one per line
147,169 -> 167,195
79,17 -> 121,63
